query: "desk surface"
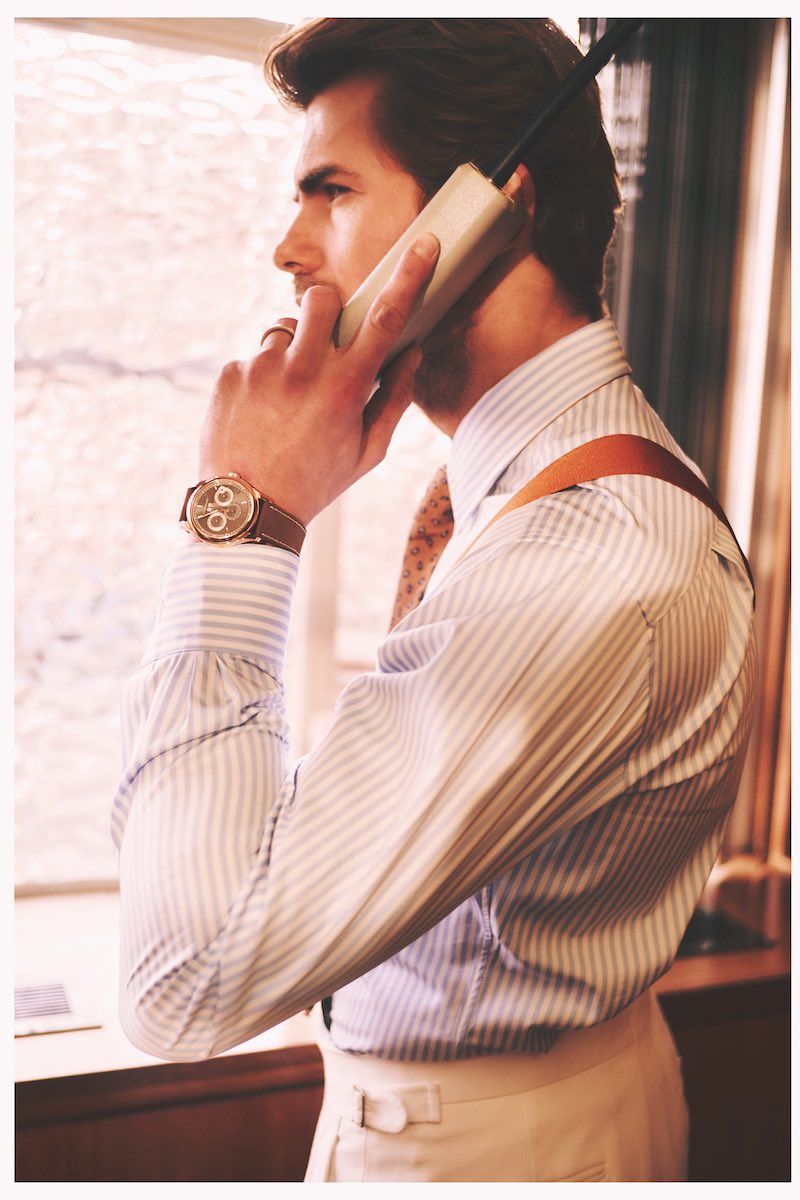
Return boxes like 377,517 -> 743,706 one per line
655,865 -> 790,996
15,866 -> 790,1085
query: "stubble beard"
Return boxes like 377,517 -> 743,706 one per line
412,304 -> 475,422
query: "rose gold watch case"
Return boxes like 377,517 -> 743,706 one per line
185,473 -> 260,545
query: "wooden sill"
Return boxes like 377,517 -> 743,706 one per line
14,890 -> 317,1084
655,862 -> 790,998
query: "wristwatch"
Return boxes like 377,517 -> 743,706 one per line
180,473 -> 306,555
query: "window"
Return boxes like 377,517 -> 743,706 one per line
13,17 -> 451,890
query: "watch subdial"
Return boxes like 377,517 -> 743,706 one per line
206,510 -> 228,533
214,485 -> 236,507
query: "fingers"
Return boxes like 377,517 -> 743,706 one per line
254,232 -> 438,398
361,345 -> 422,469
354,233 -> 440,372
289,285 -> 344,362
260,319 -> 297,348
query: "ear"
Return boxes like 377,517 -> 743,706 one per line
501,163 -> 535,227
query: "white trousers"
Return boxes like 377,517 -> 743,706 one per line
305,990 -> 689,1182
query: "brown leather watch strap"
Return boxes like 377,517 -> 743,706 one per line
249,498 -> 306,555
179,484 -> 197,525
180,480 -> 306,555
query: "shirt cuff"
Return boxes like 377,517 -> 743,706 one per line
142,541 -> 300,668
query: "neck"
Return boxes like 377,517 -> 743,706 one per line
415,256 -> 593,437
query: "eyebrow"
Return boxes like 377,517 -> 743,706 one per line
294,163 -> 360,200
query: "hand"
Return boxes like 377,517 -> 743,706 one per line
198,232 -> 440,526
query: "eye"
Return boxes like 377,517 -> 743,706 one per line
322,183 -> 350,201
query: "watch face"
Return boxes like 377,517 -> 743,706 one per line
188,477 -> 257,542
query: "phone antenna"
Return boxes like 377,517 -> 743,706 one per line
488,18 -> 644,187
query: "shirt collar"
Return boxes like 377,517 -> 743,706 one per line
447,316 -> 631,526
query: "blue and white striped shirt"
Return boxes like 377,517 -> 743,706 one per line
113,317 -> 756,1062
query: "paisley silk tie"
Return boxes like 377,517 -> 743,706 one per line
389,464 -> 454,630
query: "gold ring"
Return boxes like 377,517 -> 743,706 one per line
260,322 -> 295,346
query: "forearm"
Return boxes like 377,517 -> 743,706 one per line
112,542 -> 300,1059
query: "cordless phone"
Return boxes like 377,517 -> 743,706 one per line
332,19 -> 642,368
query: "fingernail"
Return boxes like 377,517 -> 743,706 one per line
413,233 -> 439,261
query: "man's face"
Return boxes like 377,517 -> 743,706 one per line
273,75 -> 424,308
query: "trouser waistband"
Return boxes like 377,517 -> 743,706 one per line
317,991 -> 657,1131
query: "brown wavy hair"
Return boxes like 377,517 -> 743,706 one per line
265,18 -> 621,319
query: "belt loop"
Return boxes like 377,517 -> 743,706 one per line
425,1084 -> 442,1124
352,1086 -> 366,1128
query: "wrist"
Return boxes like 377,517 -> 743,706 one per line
180,473 -> 307,555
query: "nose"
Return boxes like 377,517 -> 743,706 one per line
273,208 -> 321,277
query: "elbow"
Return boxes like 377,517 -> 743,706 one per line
118,969 -> 221,1064
119,1008 -> 212,1064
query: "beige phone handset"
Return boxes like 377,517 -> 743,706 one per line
332,19 -> 642,368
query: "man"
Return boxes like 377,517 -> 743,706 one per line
113,19 -> 756,1182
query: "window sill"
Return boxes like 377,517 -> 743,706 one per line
14,889 -> 317,1084
654,860 -> 790,1000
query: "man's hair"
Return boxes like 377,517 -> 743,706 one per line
265,18 -> 621,320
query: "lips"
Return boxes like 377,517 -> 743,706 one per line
294,277 -> 342,305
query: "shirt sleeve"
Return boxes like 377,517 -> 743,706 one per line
113,532 -> 651,1061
